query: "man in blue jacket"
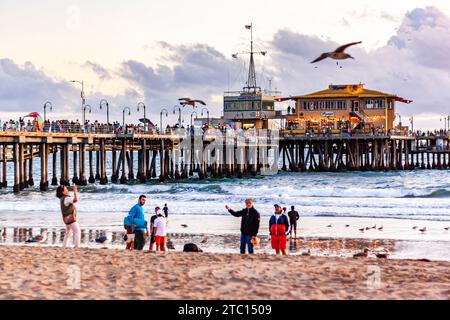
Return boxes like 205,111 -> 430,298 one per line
127,195 -> 148,250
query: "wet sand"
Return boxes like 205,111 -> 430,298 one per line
0,245 -> 448,300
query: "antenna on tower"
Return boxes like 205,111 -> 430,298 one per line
231,23 -> 267,94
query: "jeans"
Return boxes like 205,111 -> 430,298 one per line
134,230 -> 146,250
240,234 -> 254,254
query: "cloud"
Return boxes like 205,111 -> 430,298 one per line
0,59 -> 78,115
82,61 -> 112,80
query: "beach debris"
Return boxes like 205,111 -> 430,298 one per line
311,41 -> 362,63
201,237 -> 208,244
412,226 -> 418,230
25,230 -> 48,243
181,224 -> 188,228
166,239 -> 175,250
301,249 -> 311,256
95,236 -> 108,243
419,227 -> 427,233
183,243 -> 203,253
378,226 -> 384,231
353,248 -> 369,258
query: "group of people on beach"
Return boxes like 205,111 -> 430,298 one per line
123,196 -> 169,253
226,198 -> 299,255
56,184 -> 300,255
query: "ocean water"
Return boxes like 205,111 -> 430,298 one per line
1,169 -> 450,221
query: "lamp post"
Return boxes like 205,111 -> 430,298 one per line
395,113 -> 402,128
43,101 -> 53,122
160,108 -> 168,134
191,111 -> 198,127
122,107 -> 131,133
201,107 -> 210,126
409,116 -> 414,134
173,105 -> 182,126
137,102 -> 147,132
99,99 -> 110,125
440,116 -> 447,132
83,104 -> 92,123
70,80 -> 85,126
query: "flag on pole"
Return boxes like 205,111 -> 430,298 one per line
245,24 -> 252,29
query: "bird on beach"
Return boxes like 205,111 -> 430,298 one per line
378,226 -> 384,231
201,237 -> 208,244
311,41 -> 362,63
412,226 -> 418,230
419,227 -> 427,233
345,225 -> 350,228
444,227 -> 449,231
166,239 -> 175,250
181,224 -> 188,228
353,248 -> 369,258
365,227 -> 371,231
25,230 -> 48,243
95,236 -> 108,243
375,252 -> 389,259
359,228 -> 365,232
371,225 -> 377,229
326,224 -> 332,228
301,249 -> 311,256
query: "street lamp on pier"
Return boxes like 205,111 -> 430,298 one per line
122,107 -> 131,133
99,99 -> 110,125
43,101 -> 53,122
395,113 -> 402,128
137,102 -> 147,132
173,105 -> 182,126
70,80 -> 85,126
191,111 -> 198,127
160,108 -> 168,134
201,107 -> 210,126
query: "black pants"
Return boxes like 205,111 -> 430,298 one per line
134,230 -> 146,250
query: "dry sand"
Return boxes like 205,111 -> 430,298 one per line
0,245 -> 448,300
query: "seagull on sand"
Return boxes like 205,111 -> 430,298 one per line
359,228 -> 365,232
444,227 -> 449,231
326,224 -> 332,228
25,230 -> 48,243
311,41 -> 362,63
353,248 -> 369,258
378,226 -> 384,231
201,237 -> 208,244
419,227 -> 427,233
345,224 -> 350,228
181,224 -> 188,228
412,226 -> 418,230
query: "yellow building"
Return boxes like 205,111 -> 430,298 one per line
283,84 -> 412,133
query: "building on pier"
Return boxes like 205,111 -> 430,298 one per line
280,84 -> 412,133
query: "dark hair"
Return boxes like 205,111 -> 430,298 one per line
291,206 -> 295,209
56,186 -> 65,199
139,195 -> 146,200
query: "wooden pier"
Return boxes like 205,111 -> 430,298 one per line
0,131 -> 449,194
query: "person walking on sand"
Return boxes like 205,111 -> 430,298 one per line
269,204 -> 290,255
287,206 -> 300,239
163,204 -> 169,218
154,209 -> 168,254
56,184 -> 81,248
225,198 -> 260,254
126,195 -> 148,250
149,207 -> 160,252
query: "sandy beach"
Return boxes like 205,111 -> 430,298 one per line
0,245 -> 448,300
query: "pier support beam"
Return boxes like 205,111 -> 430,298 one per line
40,142 -> 48,191
120,139 -> 128,184
79,143 -> 87,186
13,143 -> 20,193
51,145 -> 58,186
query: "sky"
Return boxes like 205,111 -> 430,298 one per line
1,0 -> 450,129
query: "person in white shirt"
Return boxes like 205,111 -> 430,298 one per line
153,212 -> 167,253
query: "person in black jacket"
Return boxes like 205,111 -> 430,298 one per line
225,198 -> 260,254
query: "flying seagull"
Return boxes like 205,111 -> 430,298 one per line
178,97 -> 206,108
311,41 -> 362,63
